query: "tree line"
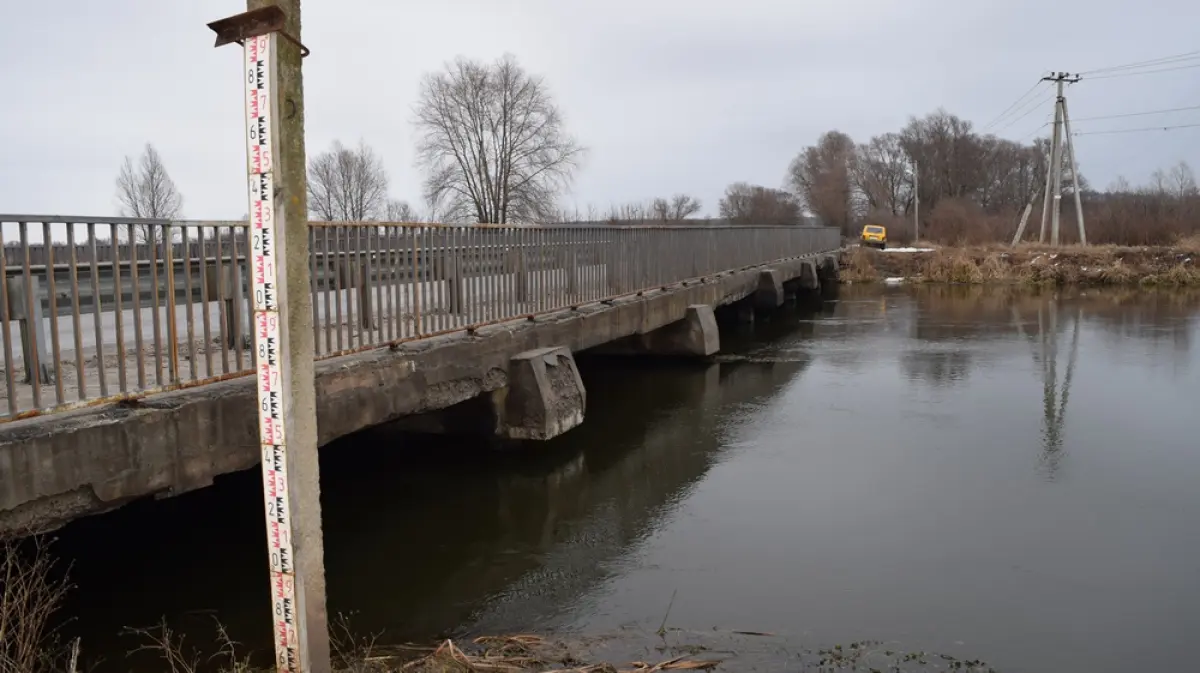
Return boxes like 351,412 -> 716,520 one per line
112,57 -> 1198,243
789,109 -> 1200,245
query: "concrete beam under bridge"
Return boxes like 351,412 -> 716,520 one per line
0,252 -> 838,534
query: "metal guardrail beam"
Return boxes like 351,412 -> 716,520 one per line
0,217 -> 840,420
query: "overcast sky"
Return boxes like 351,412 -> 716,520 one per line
1,0 -> 1196,220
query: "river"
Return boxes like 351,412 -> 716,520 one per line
51,284 -> 1200,672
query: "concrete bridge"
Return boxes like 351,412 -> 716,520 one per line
0,215 -> 841,534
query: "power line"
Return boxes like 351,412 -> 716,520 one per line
1068,104 -> 1200,123
1079,49 -> 1200,75
1020,119 -> 1052,141
1073,122 -> 1200,136
983,78 -> 1050,131
993,91 -> 1056,133
1085,63 -> 1200,80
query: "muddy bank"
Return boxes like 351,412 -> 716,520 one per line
840,244 -> 1199,286
359,630 -> 999,672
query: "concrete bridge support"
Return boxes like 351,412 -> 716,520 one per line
799,260 -> 820,292
817,254 -> 840,288
498,347 -> 586,440
388,346 -> 586,442
591,305 -> 720,358
754,269 -> 785,312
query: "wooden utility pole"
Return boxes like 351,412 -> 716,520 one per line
208,1 -> 330,671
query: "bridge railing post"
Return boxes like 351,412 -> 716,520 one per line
5,276 -> 52,385
439,248 -> 464,315
561,245 -> 578,297
507,246 -> 528,305
206,261 -> 246,350
357,252 -> 374,330
605,231 -> 621,295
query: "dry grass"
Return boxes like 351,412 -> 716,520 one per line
395,635 -> 720,673
1156,263 -> 1200,287
1098,260 -> 1138,285
839,244 -> 1200,288
978,253 -> 1010,281
840,248 -> 879,283
922,250 -> 983,284
0,534 -> 73,673
1177,233 -> 1200,253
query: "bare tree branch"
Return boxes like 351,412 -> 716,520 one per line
114,144 -> 183,244
414,54 -> 585,224
308,140 -> 390,221
385,199 -> 422,222
786,131 -> 855,233
718,183 -> 801,225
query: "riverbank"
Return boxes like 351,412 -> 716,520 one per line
840,242 -> 1200,286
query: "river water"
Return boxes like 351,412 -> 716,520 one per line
53,285 -> 1200,672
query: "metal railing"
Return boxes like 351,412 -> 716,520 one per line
0,215 -> 840,420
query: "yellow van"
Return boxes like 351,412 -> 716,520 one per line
860,225 -> 887,249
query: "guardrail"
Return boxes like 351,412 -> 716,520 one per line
0,215 -> 840,420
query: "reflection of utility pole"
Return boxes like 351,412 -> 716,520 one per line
1025,300 -> 1081,479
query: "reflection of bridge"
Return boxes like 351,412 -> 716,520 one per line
54,355 -> 813,659
0,214 -> 840,533
334,357 -> 812,640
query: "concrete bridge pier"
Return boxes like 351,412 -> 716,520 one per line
799,259 -> 821,293
817,254 -> 840,295
754,269 -> 786,313
591,305 -> 721,358
388,346 -> 586,442
498,347 -> 586,440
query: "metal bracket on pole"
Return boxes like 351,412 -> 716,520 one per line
207,7 -> 310,57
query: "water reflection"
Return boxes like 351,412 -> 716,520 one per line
1012,301 -> 1082,480
48,285 -> 1200,673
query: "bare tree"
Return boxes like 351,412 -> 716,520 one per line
851,133 -> 913,217
650,194 -> 703,221
385,199 -> 422,222
1168,161 -> 1199,199
718,182 -> 801,225
414,54 -> 585,224
115,143 -> 183,243
787,130 -> 855,233
605,202 -> 650,224
308,140 -> 390,221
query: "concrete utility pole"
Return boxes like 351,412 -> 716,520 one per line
1061,96 -> 1088,245
1011,185 -> 1042,246
208,1 -> 330,672
1038,72 -> 1086,246
1038,98 -> 1057,243
913,159 -> 920,242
